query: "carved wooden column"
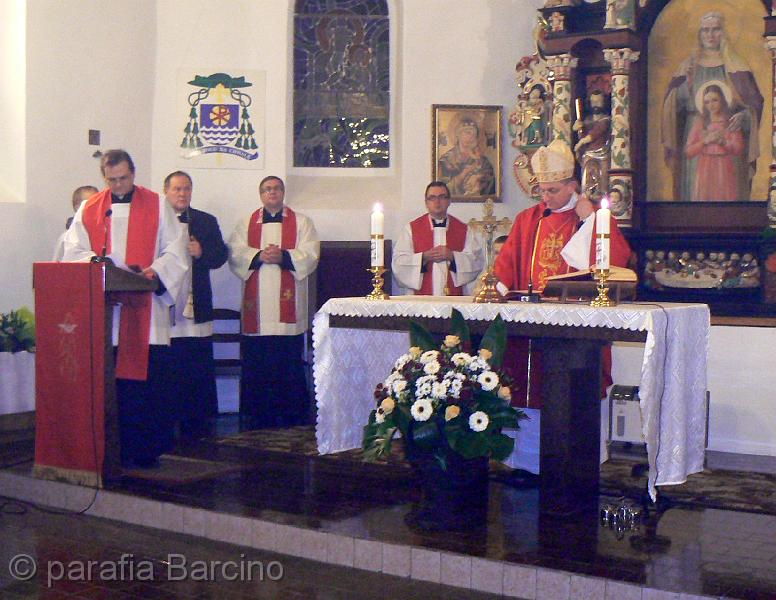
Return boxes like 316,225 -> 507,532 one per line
546,54 -> 578,146
603,47 -> 640,223
766,38 -> 776,228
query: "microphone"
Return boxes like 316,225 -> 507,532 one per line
527,208 -> 552,296
91,209 -> 114,264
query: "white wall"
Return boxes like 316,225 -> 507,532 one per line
150,0 -> 540,309
0,0 -> 156,312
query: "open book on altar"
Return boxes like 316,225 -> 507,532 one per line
541,266 -> 638,302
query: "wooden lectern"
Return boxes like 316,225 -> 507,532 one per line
32,262 -> 156,487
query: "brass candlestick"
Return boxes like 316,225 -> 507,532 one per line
590,268 -> 614,307
366,266 -> 390,300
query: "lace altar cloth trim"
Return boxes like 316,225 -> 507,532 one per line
313,296 -> 710,501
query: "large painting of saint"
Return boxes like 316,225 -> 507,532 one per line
647,0 -> 769,202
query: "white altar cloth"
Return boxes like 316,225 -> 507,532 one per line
312,296 -> 710,501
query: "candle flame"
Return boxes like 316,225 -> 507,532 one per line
373,203 -> 383,213
600,196 -> 609,210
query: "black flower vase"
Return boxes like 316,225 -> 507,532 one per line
404,441 -> 490,532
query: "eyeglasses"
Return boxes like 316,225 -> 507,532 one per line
106,174 -> 132,185
260,186 -> 284,194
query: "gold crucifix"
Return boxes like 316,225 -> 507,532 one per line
468,198 -> 512,303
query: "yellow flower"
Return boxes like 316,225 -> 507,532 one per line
409,346 -> 422,359
444,335 -> 461,348
478,348 -> 493,361
445,405 -> 461,421
380,397 -> 395,415
498,386 -> 512,401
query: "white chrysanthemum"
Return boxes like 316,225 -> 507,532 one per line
498,386 -> 512,401
409,346 -> 422,359
478,348 -> 493,361
384,371 -> 401,388
411,398 -> 433,421
416,380 -> 433,398
424,360 -> 441,375
468,357 -> 489,372
445,405 -> 461,421
444,335 -> 461,348
394,354 -> 412,370
392,379 -> 407,395
420,350 -> 439,364
375,408 -> 386,424
449,378 -> 463,398
478,371 -> 499,391
380,397 -> 395,414
469,411 -> 489,432
451,352 -> 472,367
431,380 -> 449,399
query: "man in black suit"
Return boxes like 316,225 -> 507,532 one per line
164,171 -> 229,440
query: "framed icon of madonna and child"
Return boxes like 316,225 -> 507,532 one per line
432,104 -> 502,202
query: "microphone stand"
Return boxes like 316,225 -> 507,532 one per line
90,208 -> 114,264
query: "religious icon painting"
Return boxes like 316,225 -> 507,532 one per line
176,70 -> 266,169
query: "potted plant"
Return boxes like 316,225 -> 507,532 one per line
0,307 -> 36,417
363,309 -> 526,530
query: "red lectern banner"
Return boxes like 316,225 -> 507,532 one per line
33,263 -> 106,486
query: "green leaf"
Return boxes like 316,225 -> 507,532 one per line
363,419 -> 398,462
487,432 -> 516,461
409,320 -> 436,351
479,315 -> 506,368
449,309 -> 470,348
410,420 -> 442,450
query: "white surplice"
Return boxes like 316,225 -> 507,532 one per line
227,209 -> 320,336
392,215 -> 484,295
62,196 -> 188,346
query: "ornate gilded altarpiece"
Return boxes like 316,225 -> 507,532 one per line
508,0 -> 776,315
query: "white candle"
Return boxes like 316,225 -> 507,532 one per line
371,203 -> 384,267
595,197 -> 610,271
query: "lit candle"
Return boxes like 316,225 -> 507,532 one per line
595,196 -> 610,271
575,98 -> 584,122
371,203 -> 384,267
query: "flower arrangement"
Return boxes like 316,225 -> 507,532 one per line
363,309 -> 526,467
0,307 -> 35,353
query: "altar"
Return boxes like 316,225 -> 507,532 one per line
313,296 -> 710,505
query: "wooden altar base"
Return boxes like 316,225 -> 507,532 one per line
2,420 -> 776,599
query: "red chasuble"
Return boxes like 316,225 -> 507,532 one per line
409,214 -> 468,295
494,202 -> 632,407
81,186 -> 159,381
242,206 -> 298,334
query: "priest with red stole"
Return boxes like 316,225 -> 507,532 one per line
392,181 -> 484,296
228,176 -> 320,429
494,139 -> 631,472
63,149 -> 188,469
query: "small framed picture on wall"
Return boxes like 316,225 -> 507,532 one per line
432,104 -> 502,202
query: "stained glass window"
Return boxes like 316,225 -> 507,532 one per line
293,0 -> 389,168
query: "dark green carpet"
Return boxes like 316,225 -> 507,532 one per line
216,426 -> 776,516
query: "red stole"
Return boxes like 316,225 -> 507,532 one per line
410,214 -> 468,295
82,186 -> 159,381
242,206 -> 298,334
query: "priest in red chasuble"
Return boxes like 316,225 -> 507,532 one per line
494,139 -> 631,409
392,181 -> 484,296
